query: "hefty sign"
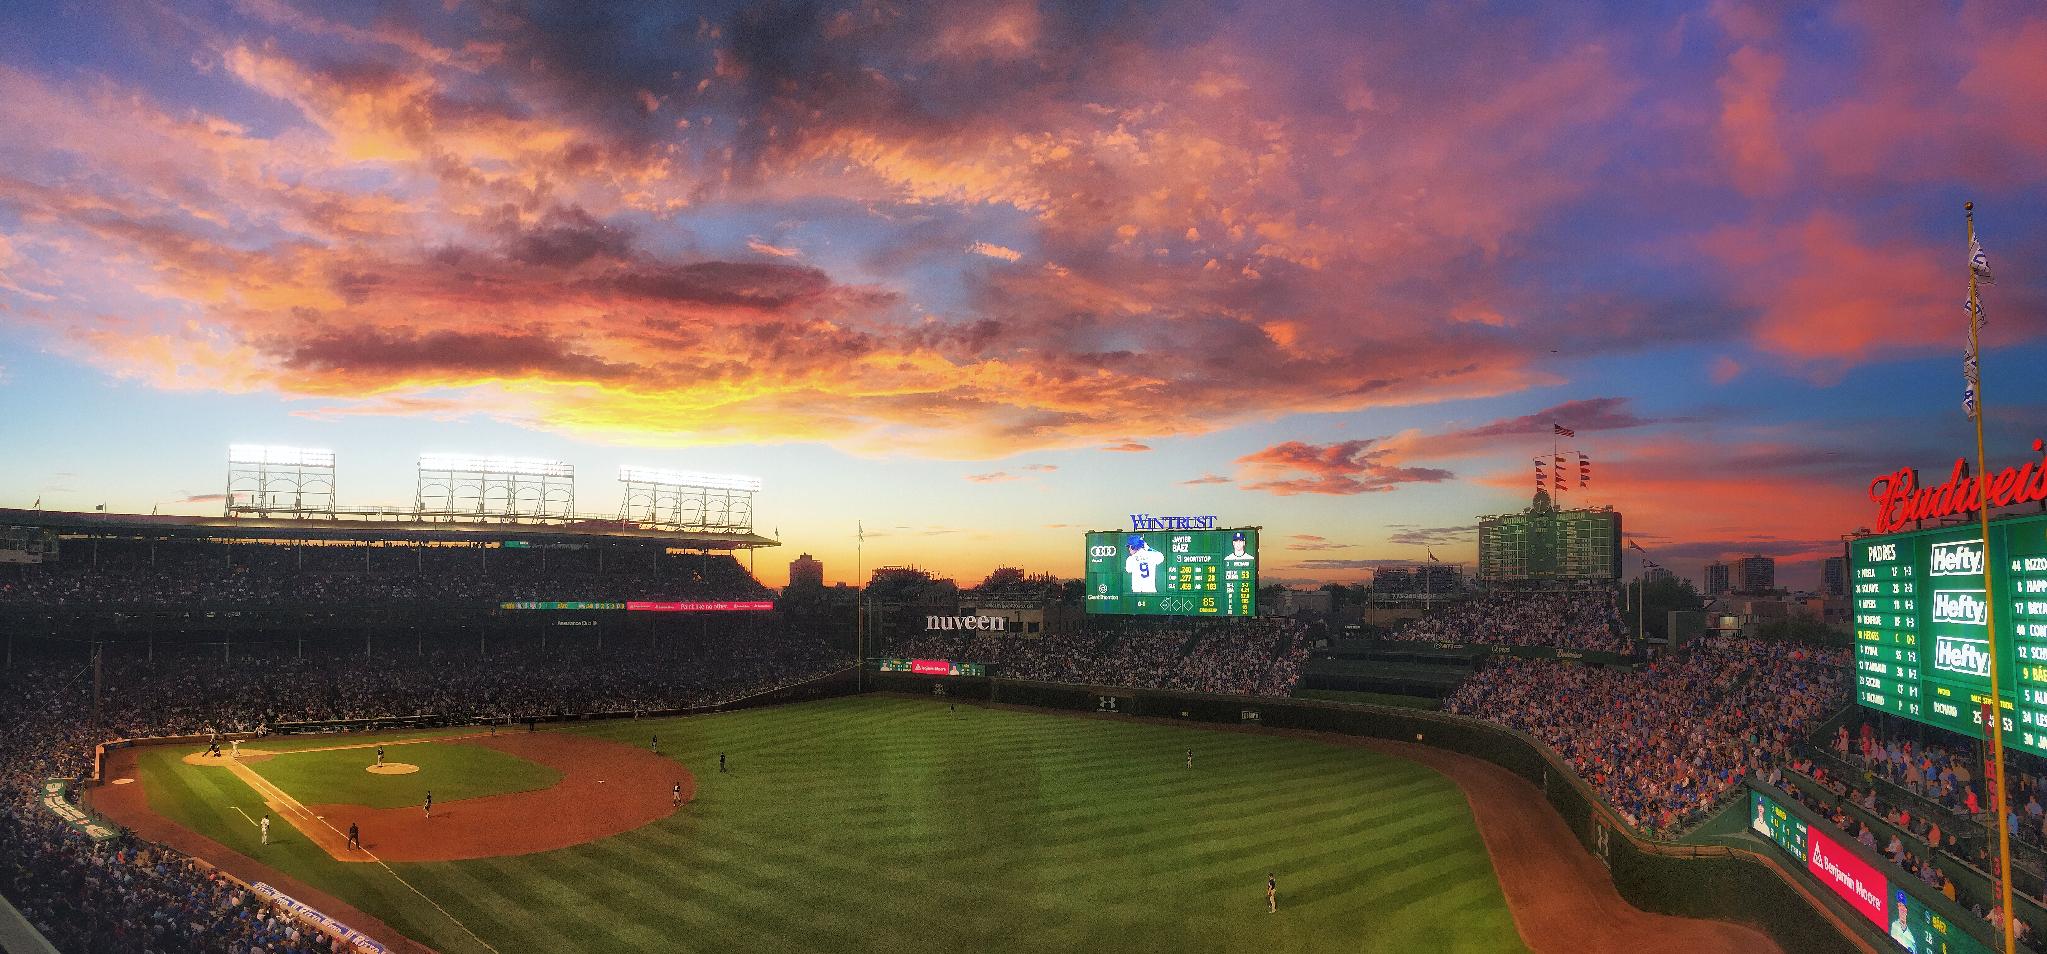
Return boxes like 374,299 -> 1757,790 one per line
1805,830 -> 1887,926
1931,590 -> 1989,626
1929,541 -> 1985,578
1934,637 -> 1992,678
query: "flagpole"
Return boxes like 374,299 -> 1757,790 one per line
856,522 -> 865,692
1966,201 -> 2017,954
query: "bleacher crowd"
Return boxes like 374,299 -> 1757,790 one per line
890,619 -> 1308,697
1444,636 -> 1846,836
1395,587 -> 1628,652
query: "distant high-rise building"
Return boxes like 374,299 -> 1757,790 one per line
1736,554 -> 1776,594
788,552 -> 824,589
1644,565 -> 1675,585
1705,562 -> 1731,596
1821,556 -> 1847,598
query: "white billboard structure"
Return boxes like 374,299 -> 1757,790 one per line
415,454 -> 576,520
225,445 -> 336,518
617,466 -> 760,533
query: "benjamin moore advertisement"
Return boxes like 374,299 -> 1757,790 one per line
1083,528 -> 1258,617
1851,511 -> 2047,755
1749,789 -> 1992,954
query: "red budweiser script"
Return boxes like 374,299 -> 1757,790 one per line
1869,439 -> 2047,533
625,601 -> 775,612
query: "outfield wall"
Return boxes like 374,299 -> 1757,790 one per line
867,670 -> 1869,954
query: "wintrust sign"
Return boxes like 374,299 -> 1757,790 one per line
1868,440 -> 2047,533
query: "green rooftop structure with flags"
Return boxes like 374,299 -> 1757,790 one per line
1476,489 -> 1623,585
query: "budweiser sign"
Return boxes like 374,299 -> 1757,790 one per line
1868,439 -> 2047,533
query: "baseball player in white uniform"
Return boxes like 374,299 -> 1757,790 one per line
1125,535 -> 1165,593
260,814 -> 270,845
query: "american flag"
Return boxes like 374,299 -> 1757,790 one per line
1553,423 -> 1574,438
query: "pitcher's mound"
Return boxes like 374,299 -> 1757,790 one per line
367,763 -> 420,775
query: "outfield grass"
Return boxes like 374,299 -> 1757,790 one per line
246,741 -> 561,809
141,696 -> 1528,954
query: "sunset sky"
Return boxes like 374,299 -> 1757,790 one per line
2,0 -> 2044,590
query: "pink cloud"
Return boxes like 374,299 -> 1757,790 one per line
1235,439 -> 1454,496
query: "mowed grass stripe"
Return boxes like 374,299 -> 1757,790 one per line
151,695 -> 1529,954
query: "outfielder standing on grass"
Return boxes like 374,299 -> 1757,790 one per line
650,733 -> 659,755
1267,874 -> 1278,913
719,752 -> 726,773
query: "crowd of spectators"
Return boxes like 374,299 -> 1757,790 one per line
889,619 -> 1308,696
0,625 -> 848,953
0,543 -> 772,607
1445,636 -> 1846,836
1394,587 -> 1628,652
1774,754 -> 2044,947
0,538 -> 847,953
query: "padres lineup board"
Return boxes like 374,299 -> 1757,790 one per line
1851,511 -> 2047,755
1084,529 -> 1259,616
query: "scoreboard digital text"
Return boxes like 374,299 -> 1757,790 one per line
1850,511 -> 2047,754
1083,528 -> 1258,617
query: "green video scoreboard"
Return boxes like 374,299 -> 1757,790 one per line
1851,511 -> 2047,754
1084,528 -> 1258,616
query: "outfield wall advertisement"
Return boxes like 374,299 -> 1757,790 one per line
875,658 -> 987,677
1749,788 -> 1992,954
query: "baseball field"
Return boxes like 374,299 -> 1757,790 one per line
87,695 -> 1772,954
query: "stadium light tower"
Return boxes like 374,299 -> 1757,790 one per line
617,466 -> 761,533
225,445 -> 336,518
415,454 -> 576,521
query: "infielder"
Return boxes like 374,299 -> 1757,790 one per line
1225,531 -> 1255,563
375,745 -> 384,768
651,734 -> 659,755
423,790 -> 433,819
260,814 -> 270,845
672,783 -> 683,807
347,823 -> 361,851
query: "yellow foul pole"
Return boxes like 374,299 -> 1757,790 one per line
1966,201 -> 2017,954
